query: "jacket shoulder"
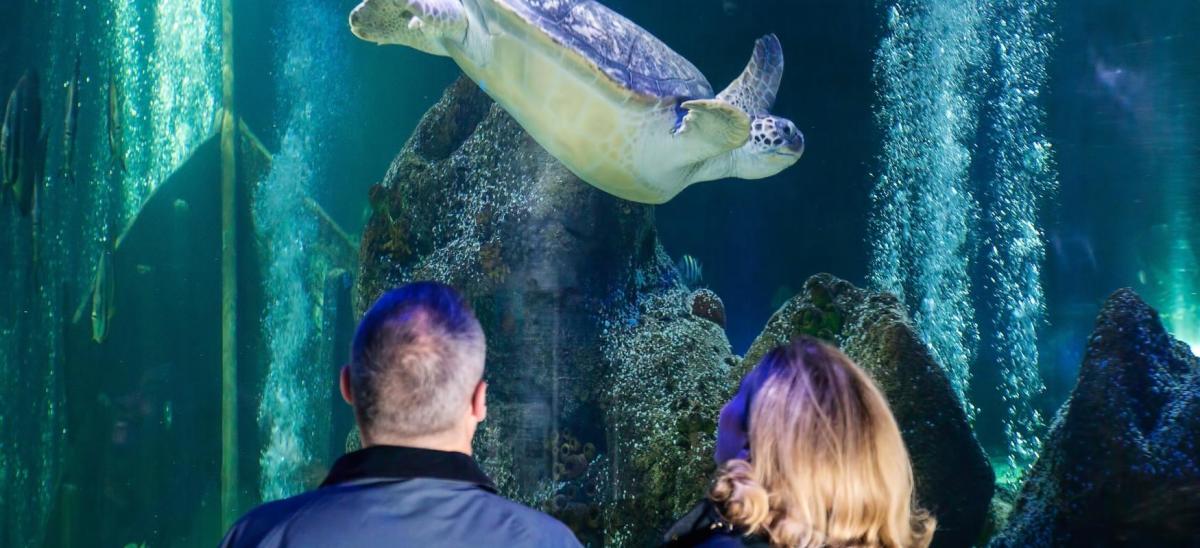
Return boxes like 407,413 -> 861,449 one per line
220,491 -> 325,547
477,491 -> 582,546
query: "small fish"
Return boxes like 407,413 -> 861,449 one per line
107,72 -> 126,174
92,248 -> 116,343
0,85 -> 10,194
676,254 -> 704,288
61,54 -> 81,183
2,69 -> 46,216
1047,229 -> 1098,273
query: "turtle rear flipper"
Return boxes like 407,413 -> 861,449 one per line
349,0 -> 467,56
718,34 -> 785,116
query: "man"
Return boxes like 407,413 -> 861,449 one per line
221,282 -> 581,547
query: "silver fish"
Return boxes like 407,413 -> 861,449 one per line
2,70 -> 46,216
92,248 -> 116,343
61,54 -> 81,183
107,72 -> 125,174
677,254 -> 704,288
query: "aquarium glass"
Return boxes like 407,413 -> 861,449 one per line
0,0 -> 1197,546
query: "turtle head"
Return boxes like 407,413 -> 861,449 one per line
732,114 -> 805,179
349,0 -> 466,56
350,0 -> 411,44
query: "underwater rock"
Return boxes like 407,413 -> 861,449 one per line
687,288 -> 726,328
358,75 -> 735,545
743,274 -> 994,548
993,289 -> 1200,547
602,289 -> 739,544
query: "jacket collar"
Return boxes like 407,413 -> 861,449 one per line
321,445 -> 497,493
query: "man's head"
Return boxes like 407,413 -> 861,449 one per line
342,282 -> 487,450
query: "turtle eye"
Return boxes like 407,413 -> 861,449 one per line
782,125 -> 791,135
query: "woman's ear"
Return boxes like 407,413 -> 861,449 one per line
340,365 -> 355,406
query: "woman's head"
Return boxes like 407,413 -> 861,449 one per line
711,336 -> 935,547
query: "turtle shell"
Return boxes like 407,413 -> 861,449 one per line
492,0 -> 714,101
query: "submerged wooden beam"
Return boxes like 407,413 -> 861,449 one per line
304,197 -> 358,255
239,118 -> 358,259
219,0 -> 239,530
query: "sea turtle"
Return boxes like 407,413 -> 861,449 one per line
349,0 -> 804,204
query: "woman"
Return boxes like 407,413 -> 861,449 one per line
663,336 -> 936,547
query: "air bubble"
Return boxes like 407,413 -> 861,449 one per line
870,0 -> 1056,471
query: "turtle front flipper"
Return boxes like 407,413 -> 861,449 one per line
675,99 -> 752,160
349,0 -> 467,56
717,34 -> 785,115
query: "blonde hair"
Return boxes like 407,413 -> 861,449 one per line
711,337 -> 935,547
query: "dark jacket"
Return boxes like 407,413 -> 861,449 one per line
661,499 -> 771,548
220,445 -> 581,548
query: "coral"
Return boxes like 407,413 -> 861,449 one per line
553,432 -> 597,481
992,289 -> 1200,546
546,432 -> 605,534
601,288 -> 737,544
478,241 -> 507,284
687,288 -> 726,328
743,274 -> 994,548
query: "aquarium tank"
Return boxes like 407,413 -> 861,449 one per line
1,0 -> 1198,546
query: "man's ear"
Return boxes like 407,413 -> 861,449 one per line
471,380 -> 487,422
340,365 -> 355,406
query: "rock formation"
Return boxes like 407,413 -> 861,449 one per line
993,289 -> 1200,546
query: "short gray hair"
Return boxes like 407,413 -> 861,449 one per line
350,283 -> 485,438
